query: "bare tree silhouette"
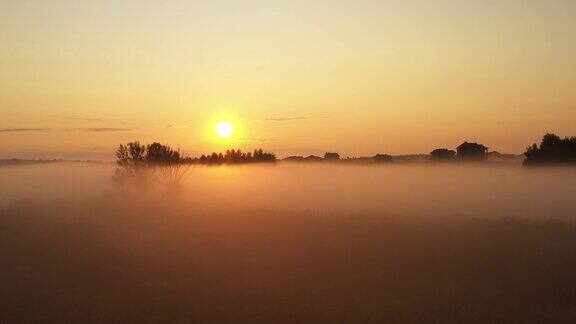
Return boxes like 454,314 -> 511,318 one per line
114,142 -> 192,192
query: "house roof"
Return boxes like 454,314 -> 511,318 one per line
457,142 -> 488,150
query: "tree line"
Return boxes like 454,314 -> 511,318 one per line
197,149 -> 276,164
116,142 -> 182,166
116,133 -> 576,167
524,133 -> 576,165
116,142 -> 276,166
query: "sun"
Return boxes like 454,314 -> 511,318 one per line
215,121 -> 234,138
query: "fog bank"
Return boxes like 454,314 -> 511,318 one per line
2,163 -> 575,220
2,163 -> 576,322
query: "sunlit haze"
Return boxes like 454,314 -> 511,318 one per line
2,3 -> 576,322
215,121 -> 234,139
2,0 -> 575,159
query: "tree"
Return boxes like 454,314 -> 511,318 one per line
115,141 -> 146,166
146,143 -> 181,164
114,141 -> 191,192
115,144 -> 130,166
324,152 -> 341,160
524,133 -> 576,165
374,154 -> 393,162
430,149 -> 456,160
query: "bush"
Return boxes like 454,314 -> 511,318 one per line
524,133 -> 576,165
430,149 -> 456,160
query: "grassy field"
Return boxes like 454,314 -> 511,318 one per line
2,192 -> 576,323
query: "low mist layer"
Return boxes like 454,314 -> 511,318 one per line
1,163 -> 576,322
2,163 -> 575,220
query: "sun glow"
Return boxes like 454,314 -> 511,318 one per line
215,121 -> 234,138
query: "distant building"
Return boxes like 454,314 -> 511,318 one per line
283,156 -> 305,162
324,152 -> 341,160
304,155 -> 323,162
430,149 -> 456,160
374,154 -> 393,162
456,142 -> 488,161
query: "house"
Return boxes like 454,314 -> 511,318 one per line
456,142 -> 488,160
324,152 -> 341,160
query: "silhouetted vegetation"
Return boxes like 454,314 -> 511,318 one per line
285,153 -> 392,164
116,141 -> 183,166
430,148 -> 456,161
115,142 -> 276,166
323,152 -> 341,160
106,135 -> 574,169
524,133 -> 576,166
280,143 -> 519,165
283,155 -> 306,162
114,142 -> 190,191
304,155 -> 323,162
341,156 -> 374,163
197,149 -> 276,165
283,154 -> 341,163
113,143 -> 276,191
280,141 -> 516,165
374,153 -> 393,162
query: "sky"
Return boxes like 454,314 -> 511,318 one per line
1,0 -> 575,160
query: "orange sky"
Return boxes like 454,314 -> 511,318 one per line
1,0 -> 575,160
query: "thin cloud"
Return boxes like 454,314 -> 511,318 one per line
237,137 -> 276,143
50,115 -> 103,122
0,128 -> 50,133
0,127 -> 132,133
80,128 -> 132,132
259,117 -> 309,122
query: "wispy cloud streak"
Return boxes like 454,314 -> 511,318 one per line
79,128 -> 132,132
237,137 -> 276,143
0,128 -> 50,133
50,115 -> 103,122
259,117 -> 309,122
0,127 -> 132,133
